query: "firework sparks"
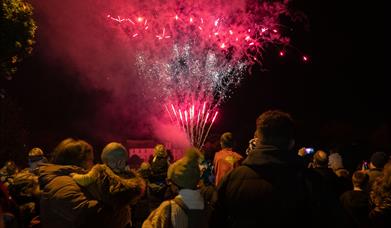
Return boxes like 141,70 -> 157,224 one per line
107,0 -> 299,147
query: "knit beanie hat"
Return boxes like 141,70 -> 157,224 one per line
29,148 -> 44,157
370,152 -> 389,168
101,142 -> 128,164
167,147 -> 201,189
28,147 -> 47,170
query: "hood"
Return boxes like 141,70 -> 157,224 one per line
243,144 -> 301,167
38,163 -> 84,187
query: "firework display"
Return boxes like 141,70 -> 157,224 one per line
107,0 -> 295,148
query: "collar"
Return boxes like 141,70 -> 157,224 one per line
177,189 -> 204,210
243,144 -> 300,167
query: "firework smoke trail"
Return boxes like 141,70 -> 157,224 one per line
107,0 -> 294,147
200,111 -> 219,149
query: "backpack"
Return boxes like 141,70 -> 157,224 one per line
170,198 -> 208,228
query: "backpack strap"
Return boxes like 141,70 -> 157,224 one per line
172,197 -> 190,215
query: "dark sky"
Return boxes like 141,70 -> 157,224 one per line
1,0 -> 389,164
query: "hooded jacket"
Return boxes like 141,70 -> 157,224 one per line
39,164 -> 102,228
211,145 -> 312,228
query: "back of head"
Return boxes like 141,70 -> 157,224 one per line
153,144 -> 167,158
220,132 -> 234,149
4,161 -> 17,175
381,161 -> 391,188
328,153 -> 344,171
28,147 -> 47,171
313,150 -> 329,168
52,138 -> 93,169
256,110 -> 294,149
101,142 -> 128,164
370,151 -> 388,169
167,147 -> 201,189
29,148 -> 44,157
352,170 -> 369,189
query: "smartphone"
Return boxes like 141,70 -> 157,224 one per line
362,161 -> 369,170
305,148 -> 315,155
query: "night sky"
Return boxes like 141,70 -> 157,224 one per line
1,0 -> 388,167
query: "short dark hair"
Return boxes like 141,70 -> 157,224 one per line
352,171 -> 369,189
220,132 -> 234,148
51,138 -> 93,168
256,110 -> 294,148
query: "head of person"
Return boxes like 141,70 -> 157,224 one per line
313,150 -> 329,168
51,138 -> 94,170
101,142 -> 128,173
328,153 -> 344,171
3,160 -> 18,175
352,170 -> 369,190
167,147 -> 201,192
369,151 -> 388,170
255,110 -> 295,150
370,161 -> 391,207
220,132 -> 234,149
380,161 -> 391,188
153,144 -> 167,158
28,147 -> 48,171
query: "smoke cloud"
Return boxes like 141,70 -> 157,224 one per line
30,0 -> 291,148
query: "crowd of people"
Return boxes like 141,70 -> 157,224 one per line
0,110 -> 390,228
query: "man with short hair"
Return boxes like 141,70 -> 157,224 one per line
211,110 -> 311,227
340,171 -> 370,227
213,132 -> 242,187
367,151 -> 389,190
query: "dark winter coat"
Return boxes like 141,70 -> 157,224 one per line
210,145 -> 312,228
80,164 -> 146,227
38,164 -> 103,228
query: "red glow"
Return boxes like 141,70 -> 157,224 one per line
165,102 -> 218,148
108,1 -> 294,63
211,111 -> 218,123
303,55 -> 308,61
279,51 -> 285,56
179,109 -> 183,121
